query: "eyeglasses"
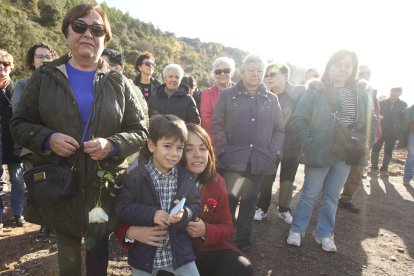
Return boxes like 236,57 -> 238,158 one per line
214,68 -> 231,75
265,72 -> 277,78
70,19 -> 106,37
34,54 -> 53,61
0,61 -> 11,67
143,61 -> 155,68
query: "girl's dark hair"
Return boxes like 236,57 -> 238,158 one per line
181,123 -> 216,184
26,43 -> 56,71
139,114 -> 188,162
62,4 -> 112,44
321,49 -> 359,91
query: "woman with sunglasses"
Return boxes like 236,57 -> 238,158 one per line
11,4 -> 148,275
0,49 -> 26,229
133,51 -> 161,102
200,57 -> 235,137
115,124 -> 253,276
148,63 -> 201,124
253,64 -> 306,223
11,43 -> 57,242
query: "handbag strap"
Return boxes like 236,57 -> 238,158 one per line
70,73 -> 110,170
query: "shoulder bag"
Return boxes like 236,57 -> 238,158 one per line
326,89 -> 366,165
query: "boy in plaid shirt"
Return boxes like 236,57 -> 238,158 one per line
116,114 -> 200,275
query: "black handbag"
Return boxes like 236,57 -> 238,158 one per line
24,164 -> 77,205
332,123 -> 366,165
23,73 -> 110,205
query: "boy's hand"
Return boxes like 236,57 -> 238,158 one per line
153,210 -> 170,228
169,199 -> 184,224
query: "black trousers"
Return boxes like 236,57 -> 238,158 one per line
56,231 -> 109,276
157,249 -> 253,276
257,158 -> 300,213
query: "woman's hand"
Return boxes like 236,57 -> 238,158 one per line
126,225 -> 168,247
186,217 -> 206,238
50,133 -> 80,157
83,138 -> 113,160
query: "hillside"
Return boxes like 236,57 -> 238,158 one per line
0,0 -> 250,88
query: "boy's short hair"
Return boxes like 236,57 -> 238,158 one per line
140,114 -> 188,161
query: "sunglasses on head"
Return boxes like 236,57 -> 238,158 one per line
0,61 -> 11,67
70,19 -> 106,37
214,68 -> 231,75
34,54 -> 53,60
265,72 -> 277,78
143,61 -> 155,67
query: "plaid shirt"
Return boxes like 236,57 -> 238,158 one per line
145,159 -> 177,269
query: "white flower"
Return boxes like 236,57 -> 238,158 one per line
89,206 -> 109,223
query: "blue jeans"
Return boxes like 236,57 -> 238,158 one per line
223,170 -> 264,246
7,163 -> 25,217
131,261 -> 199,276
290,161 -> 351,238
404,132 -> 414,182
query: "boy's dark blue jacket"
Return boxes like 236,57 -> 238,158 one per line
115,163 -> 201,273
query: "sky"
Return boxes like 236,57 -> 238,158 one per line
98,0 -> 414,105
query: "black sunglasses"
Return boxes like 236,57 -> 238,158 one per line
265,72 -> 277,78
0,61 -> 11,67
214,68 -> 231,75
70,19 -> 106,37
143,61 -> 156,67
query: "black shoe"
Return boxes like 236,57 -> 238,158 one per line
48,229 -> 57,243
36,226 -> 50,242
338,201 -> 360,214
14,215 -> 25,227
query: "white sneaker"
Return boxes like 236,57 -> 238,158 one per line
287,231 -> 302,247
253,208 -> 266,221
278,211 -> 293,224
315,235 -> 337,252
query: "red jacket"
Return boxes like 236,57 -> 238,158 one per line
200,85 -> 221,138
115,173 -> 238,253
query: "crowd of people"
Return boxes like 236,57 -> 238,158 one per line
0,3 -> 412,276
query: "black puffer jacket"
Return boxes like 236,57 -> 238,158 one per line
1,81 -> 19,164
148,83 -> 201,124
10,54 -> 148,238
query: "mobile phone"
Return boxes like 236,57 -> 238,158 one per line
170,197 -> 186,215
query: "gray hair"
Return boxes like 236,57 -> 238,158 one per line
163,64 -> 184,80
241,54 -> 266,72
211,57 -> 236,76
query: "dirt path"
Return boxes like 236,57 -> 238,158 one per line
1,149 -> 413,275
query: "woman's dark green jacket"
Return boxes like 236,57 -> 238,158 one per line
293,79 -> 377,167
